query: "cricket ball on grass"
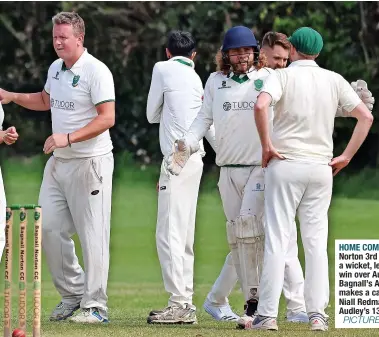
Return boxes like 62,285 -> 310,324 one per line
12,329 -> 26,337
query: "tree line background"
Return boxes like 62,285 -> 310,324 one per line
0,1 -> 378,174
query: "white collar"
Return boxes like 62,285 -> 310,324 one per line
61,48 -> 89,72
288,60 -> 319,68
170,56 -> 195,69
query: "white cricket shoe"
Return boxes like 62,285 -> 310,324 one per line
50,301 -> 80,321
147,305 -> 197,324
287,311 -> 309,323
69,308 -> 109,323
242,315 -> 278,330
309,313 -> 328,331
203,299 -> 239,321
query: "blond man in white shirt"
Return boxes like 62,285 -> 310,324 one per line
146,30 -> 216,324
250,27 -> 373,331
0,12 -> 115,324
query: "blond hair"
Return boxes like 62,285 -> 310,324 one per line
52,12 -> 85,37
262,32 -> 290,51
214,50 -> 268,75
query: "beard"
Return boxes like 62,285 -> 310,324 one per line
230,57 -> 255,74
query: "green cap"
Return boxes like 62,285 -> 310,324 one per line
288,27 -> 323,55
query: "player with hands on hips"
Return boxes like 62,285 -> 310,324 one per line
251,27 -> 373,331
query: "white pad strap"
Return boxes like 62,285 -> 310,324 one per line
226,220 -> 236,246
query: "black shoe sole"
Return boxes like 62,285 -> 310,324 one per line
147,320 -> 197,325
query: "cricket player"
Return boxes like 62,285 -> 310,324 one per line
0,104 -> 19,262
146,31 -> 216,324
166,25 -> 275,323
0,12 -> 115,323
202,31 -> 308,324
250,27 -> 374,331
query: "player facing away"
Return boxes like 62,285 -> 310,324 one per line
0,12 -> 115,323
0,103 -> 19,262
203,31 -> 308,324
146,31 -> 216,324
250,27 -> 374,331
166,25 -> 277,324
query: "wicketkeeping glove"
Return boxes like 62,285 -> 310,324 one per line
351,79 -> 375,111
165,134 -> 200,176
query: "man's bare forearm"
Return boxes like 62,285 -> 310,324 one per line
254,108 -> 270,149
342,115 -> 373,160
254,93 -> 273,148
13,92 -> 50,111
69,114 -> 115,144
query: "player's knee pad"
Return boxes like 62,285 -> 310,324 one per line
234,214 -> 265,301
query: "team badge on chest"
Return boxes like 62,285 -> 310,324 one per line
254,79 -> 263,91
72,75 -> 80,87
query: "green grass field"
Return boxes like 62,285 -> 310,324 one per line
1,156 -> 379,336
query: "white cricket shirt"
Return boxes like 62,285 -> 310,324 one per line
188,67 -> 274,166
44,49 -> 115,159
146,56 -> 215,157
262,60 -> 362,164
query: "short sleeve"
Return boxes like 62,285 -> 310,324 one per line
90,63 -> 116,106
338,75 -> 362,115
260,70 -> 285,106
44,70 -> 51,95
44,60 -> 62,95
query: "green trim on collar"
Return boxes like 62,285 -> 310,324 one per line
174,59 -> 192,67
230,74 -> 249,84
95,99 -> 115,107
61,62 -> 68,71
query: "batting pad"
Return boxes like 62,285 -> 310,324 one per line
226,220 -> 242,288
235,215 -> 265,301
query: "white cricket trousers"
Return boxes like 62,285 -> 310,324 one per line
39,153 -> 114,317
0,167 -> 6,262
258,159 -> 332,318
156,153 -> 203,308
